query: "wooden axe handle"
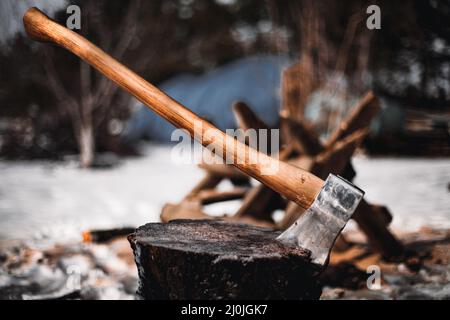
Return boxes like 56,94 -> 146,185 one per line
23,7 -> 324,209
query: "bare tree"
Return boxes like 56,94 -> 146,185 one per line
40,1 -> 141,167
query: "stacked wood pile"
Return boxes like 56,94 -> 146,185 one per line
160,63 -> 404,260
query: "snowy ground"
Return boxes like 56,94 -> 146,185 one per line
352,156 -> 450,232
0,144 -> 449,243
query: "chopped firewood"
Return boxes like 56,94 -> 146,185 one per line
195,188 -> 247,205
341,162 -> 357,181
280,128 -> 403,258
280,113 -> 323,155
352,200 -> 404,258
277,129 -> 366,229
128,220 -> 322,299
232,101 -> 270,132
234,183 -> 286,222
160,201 -> 212,223
184,173 -> 223,200
228,176 -> 252,187
161,201 -> 276,229
333,235 -> 353,252
325,91 -> 380,148
311,128 -> 368,179
371,204 -> 393,226
288,156 -> 315,171
198,163 -> 248,179
232,101 -> 275,153
236,145 -> 301,219
229,215 -> 276,229
277,201 -> 306,230
281,61 -> 320,121
161,89 -> 404,260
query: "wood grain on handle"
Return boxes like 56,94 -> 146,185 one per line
23,7 -> 324,209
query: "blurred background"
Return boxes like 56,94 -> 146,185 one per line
0,0 -> 449,242
0,0 -> 450,301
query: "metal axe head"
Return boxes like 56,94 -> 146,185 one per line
277,174 -> 364,267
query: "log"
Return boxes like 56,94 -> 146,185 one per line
184,173 -> 223,200
195,188 -> 248,205
232,101 -> 274,153
232,101 -> 270,132
333,234 -> 352,252
227,145 -> 295,221
190,139 -> 294,224
325,91 -> 380,148
234,183 -> 285,222
371,204 -> 393,226
280,113 -> 323,156
277,201 -> 306,230
161,201 -> 276,229
161,201 -> 211,223
352,200 -> 404,258
311,128 -> 368,179
129,220 -> 322,299
281,61 -> 319,120
198,163 -> 248,180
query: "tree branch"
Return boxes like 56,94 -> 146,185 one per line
92,0 -> 142,109
42,47 -> 82,134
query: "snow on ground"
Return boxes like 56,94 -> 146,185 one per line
0,144 -> 202,243
0,144 -> 449,243
352,156 -> 450,232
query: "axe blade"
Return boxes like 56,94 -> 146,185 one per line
277,174 -> 364,267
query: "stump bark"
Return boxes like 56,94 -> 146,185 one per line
128,220 -> 323,300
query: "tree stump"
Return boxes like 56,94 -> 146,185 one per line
128,220 -> 323,300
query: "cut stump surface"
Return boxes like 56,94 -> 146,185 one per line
129,220 -> 323,300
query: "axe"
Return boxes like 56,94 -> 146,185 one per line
23,8 -> 364,266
